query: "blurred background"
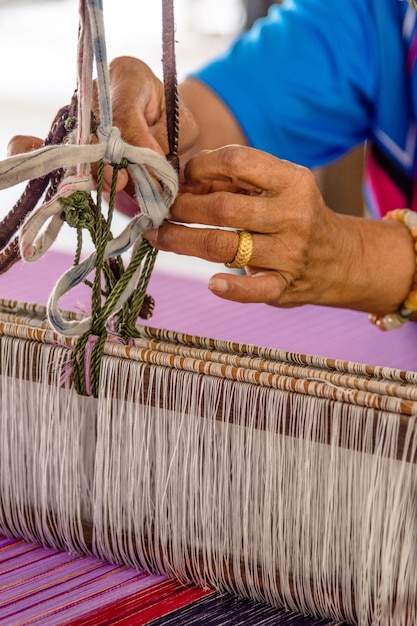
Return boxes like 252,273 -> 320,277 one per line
0,0 -> 363,279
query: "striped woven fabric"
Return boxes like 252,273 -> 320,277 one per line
0,536 -> 341,625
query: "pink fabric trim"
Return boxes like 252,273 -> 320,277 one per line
406,30 -> 417,74
365,153 -> 409,217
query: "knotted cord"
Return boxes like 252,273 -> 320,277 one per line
0,0 -> 180,396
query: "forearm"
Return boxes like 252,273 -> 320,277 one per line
178,78 -> 248,159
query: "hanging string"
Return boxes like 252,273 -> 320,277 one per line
162,0 -> 180,174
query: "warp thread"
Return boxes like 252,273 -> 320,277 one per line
1,333 -> 416,624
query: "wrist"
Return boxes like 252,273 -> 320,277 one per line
317,213 -> 416,315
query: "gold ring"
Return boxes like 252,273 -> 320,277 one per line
225,230 -> 253,269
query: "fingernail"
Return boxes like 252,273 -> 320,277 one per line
208,278 -> 228,293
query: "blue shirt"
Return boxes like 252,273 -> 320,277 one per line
192,0 -> 417,215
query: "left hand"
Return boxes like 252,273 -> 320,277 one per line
145,145 -> 416,313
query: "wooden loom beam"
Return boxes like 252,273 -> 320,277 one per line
0,300 -> 416,464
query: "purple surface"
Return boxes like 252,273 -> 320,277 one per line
0,536 -> 166,625
2,250 -> 416,371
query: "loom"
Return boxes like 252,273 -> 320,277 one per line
0,1 -> 416,625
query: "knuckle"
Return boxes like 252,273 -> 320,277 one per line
151,225 -> 171,251
7,135 -> 41,156
204,229 -> 234,262
220,144 -> 247,172
210,194 -> 232,226
297,166 -> 321,205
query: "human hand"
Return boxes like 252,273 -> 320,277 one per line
99,56 -> 246,215
145,145 -> 416,313
101,55 -> 198,215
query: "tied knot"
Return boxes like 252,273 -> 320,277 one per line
60,191 -> 95,229
98,126 -> 127,165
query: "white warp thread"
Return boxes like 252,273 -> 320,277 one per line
1,337 -> 416,625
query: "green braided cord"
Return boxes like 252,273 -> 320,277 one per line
104,160 -> 128,293
60,190 -> 98,274
98,237 -> 149,326
120,242 -> 159,340
69,161 -> 109,397
133,243 -> 158,309
71,330 -> 106,397
74,228 -> 83,266
89,331 -> 108,398
69,158 -> 132,397
60,191 -> 92,268
60,191 -> 95,230
64,116 -> 77,132
71,333 -> 89,396
65,157 -> 162,397
91,160 -> 107,323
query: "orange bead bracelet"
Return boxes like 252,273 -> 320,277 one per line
368,209 -> 417,331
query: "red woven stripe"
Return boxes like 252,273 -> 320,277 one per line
69,579 -> 214,626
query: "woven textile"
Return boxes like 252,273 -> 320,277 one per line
0,536 -> 340,625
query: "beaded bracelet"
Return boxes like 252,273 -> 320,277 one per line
368,209 -> 417,331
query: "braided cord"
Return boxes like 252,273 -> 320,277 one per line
68,158 -> 160,396
162,0 -> 180,173
70,159 -> 123,396
65,0 -> 179,397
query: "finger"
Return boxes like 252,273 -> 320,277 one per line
207,271 -> 286,305
7,135 -> 43,156
146,221 -> 240,263
183,145 -> 301,193
179,180 -> 241,194
125,117 -> 167,156
145,107 -> 198,156
177,104 -> 199,154
146,221 -> 279,270
171,191 -> 276,233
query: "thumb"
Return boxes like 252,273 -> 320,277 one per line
208,271 -> 286,305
